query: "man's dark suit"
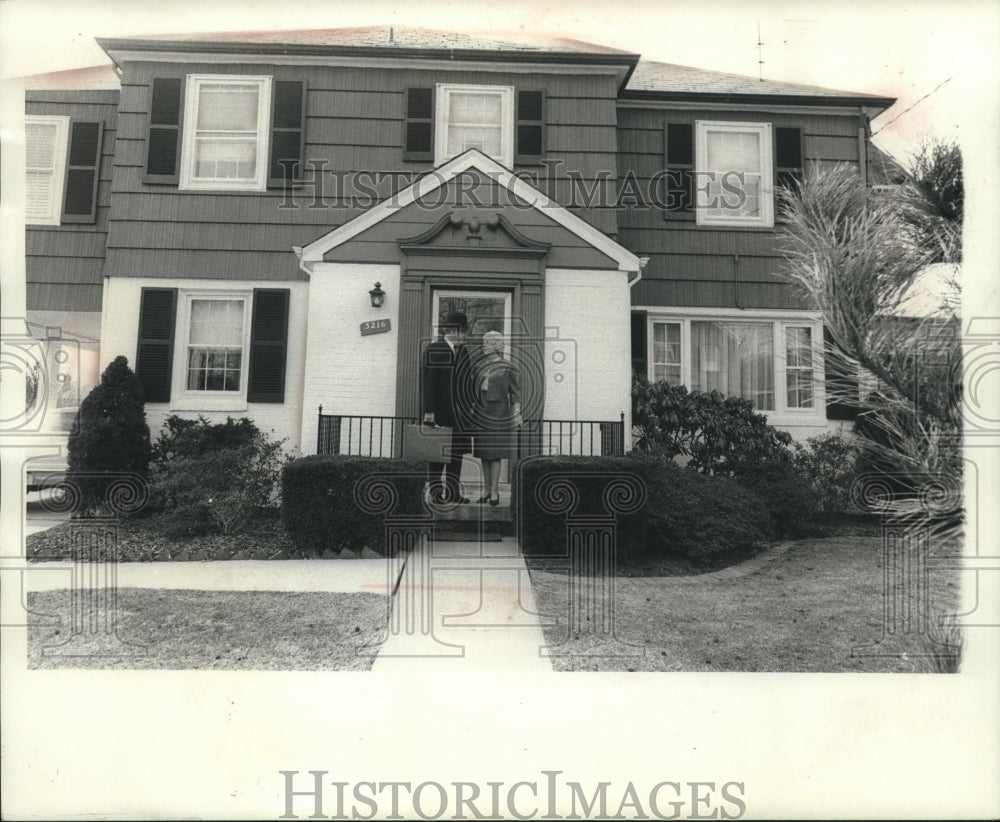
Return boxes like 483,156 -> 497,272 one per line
421,338 -> 474,502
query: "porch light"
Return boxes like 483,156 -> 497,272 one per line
369,282 -> 386,308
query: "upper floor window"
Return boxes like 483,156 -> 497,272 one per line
695,121 -> 774,228
178,75 -> 273,191
434,84 -> 514,167
25,115 -> 69,225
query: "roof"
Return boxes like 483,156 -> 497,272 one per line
868,143 -> 909,185
101,26 -> 634,55
624,58 -> 895,108
94,26 -> 893,108
16,64 -> 120,90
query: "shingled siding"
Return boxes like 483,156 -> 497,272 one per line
26,90 -> 119,312
103,61 -> 621,280
616,106 -> 864,309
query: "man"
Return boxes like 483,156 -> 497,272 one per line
421,311 -> 475,504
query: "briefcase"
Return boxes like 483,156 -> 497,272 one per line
401,424 -> 454,462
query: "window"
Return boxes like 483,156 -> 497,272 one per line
25,115 -> 69,225
434,84 -> 514,167
649,315 -> 822,418
179,75 -> 272,190
695,121 -> 774,227
136,287 -> 290,406
651,322 -> 682,383
784,326 -> 815,408
185,298 -> 247,392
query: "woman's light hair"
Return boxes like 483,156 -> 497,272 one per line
482,330 -> 504,346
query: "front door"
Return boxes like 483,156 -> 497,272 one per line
432,289 -> 514,488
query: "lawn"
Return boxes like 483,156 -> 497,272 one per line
27,589 -> 386,670
527,534 -> 964,673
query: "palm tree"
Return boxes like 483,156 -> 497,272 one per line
777,138 -> 963,534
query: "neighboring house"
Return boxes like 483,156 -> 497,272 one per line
23,27 -> 896,458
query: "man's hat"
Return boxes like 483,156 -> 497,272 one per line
440,311 -> 469,332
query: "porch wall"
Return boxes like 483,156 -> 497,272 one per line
543,268 -> 633,433
300,263 -> 401,454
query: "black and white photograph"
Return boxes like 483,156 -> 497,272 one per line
2,0 -> 998,818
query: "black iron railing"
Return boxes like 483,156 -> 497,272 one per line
317,408 -> 626,459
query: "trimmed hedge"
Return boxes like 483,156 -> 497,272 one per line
514,453 -> 773,561
282,455 -> 427,556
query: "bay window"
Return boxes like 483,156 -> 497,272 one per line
648,314 -> 822,418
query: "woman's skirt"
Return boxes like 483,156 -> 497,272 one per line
473,400 -> 515,460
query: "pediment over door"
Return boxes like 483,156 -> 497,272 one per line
398,212 -> 551,260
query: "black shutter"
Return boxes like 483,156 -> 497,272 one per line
404,87 -> 434,162
663,122 -> 694,217
247,289 -> 290,403
136,288 -> 177,403
268,80 -> 306,187
775,127 -> 804,215
631,311 -> 648,378
61,121 -> 102,223
824,326 -> 860,421
144,77 -> 184,184
515,89 -> 545,164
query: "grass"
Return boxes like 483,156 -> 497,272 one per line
27,589 -> 386,670
528,534 -> 964,673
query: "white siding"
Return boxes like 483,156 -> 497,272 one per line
543,268 -> 632,432
299,263 -> 401,454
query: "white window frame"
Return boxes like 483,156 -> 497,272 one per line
25,114 -> 70,226
434,83 -> 515,168
695,120 -> 774,228
179,74 -> 272,191
170,290 -> 253,412
646,310 -> 824,424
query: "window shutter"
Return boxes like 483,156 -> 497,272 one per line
247,289 -> 290,403
775,126 -> 804,204
664,122 -> 694,217
268,80 -> 306,187
631,311 -> 648,378
61,121 -> 103,223
136,288 -> 177,403
144,77 -> 184,184
823,326 -> 860,421
514,89 -> 545,164
404,87 -> 434,162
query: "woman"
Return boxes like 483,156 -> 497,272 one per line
472,331 -> 522,505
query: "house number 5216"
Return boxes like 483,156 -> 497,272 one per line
360,319 -> 392,336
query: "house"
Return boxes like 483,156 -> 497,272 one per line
22,26 -> 896,461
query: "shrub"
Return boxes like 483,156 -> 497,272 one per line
632,373 -> 793,474
730,458 -> 817,538
148,416 -> 287,537
793,432 -> 861,514
513,456 -> 649,562
514,453 -> 773,561
66,355 -> 151,512
282,456 -> 427,556
636,453 -> 774,558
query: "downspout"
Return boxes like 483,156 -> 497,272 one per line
733,253 -> 744,309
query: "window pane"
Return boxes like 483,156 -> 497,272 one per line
449,92 -> 502,126
786,327 -> 814,407
691,321 -> 774,410
196,84 -> 260,130
786,327 -> 812,367
26,123 -> 58,169
706,130 -> 760,172
787,371 -> 814,408
194,136 -> 257,180
190,300 -> 243,344
447,126 -> 501,157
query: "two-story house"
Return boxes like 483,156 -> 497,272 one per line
23,27 -> 895,460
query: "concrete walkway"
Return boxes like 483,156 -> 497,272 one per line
371,537 -> 552,672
